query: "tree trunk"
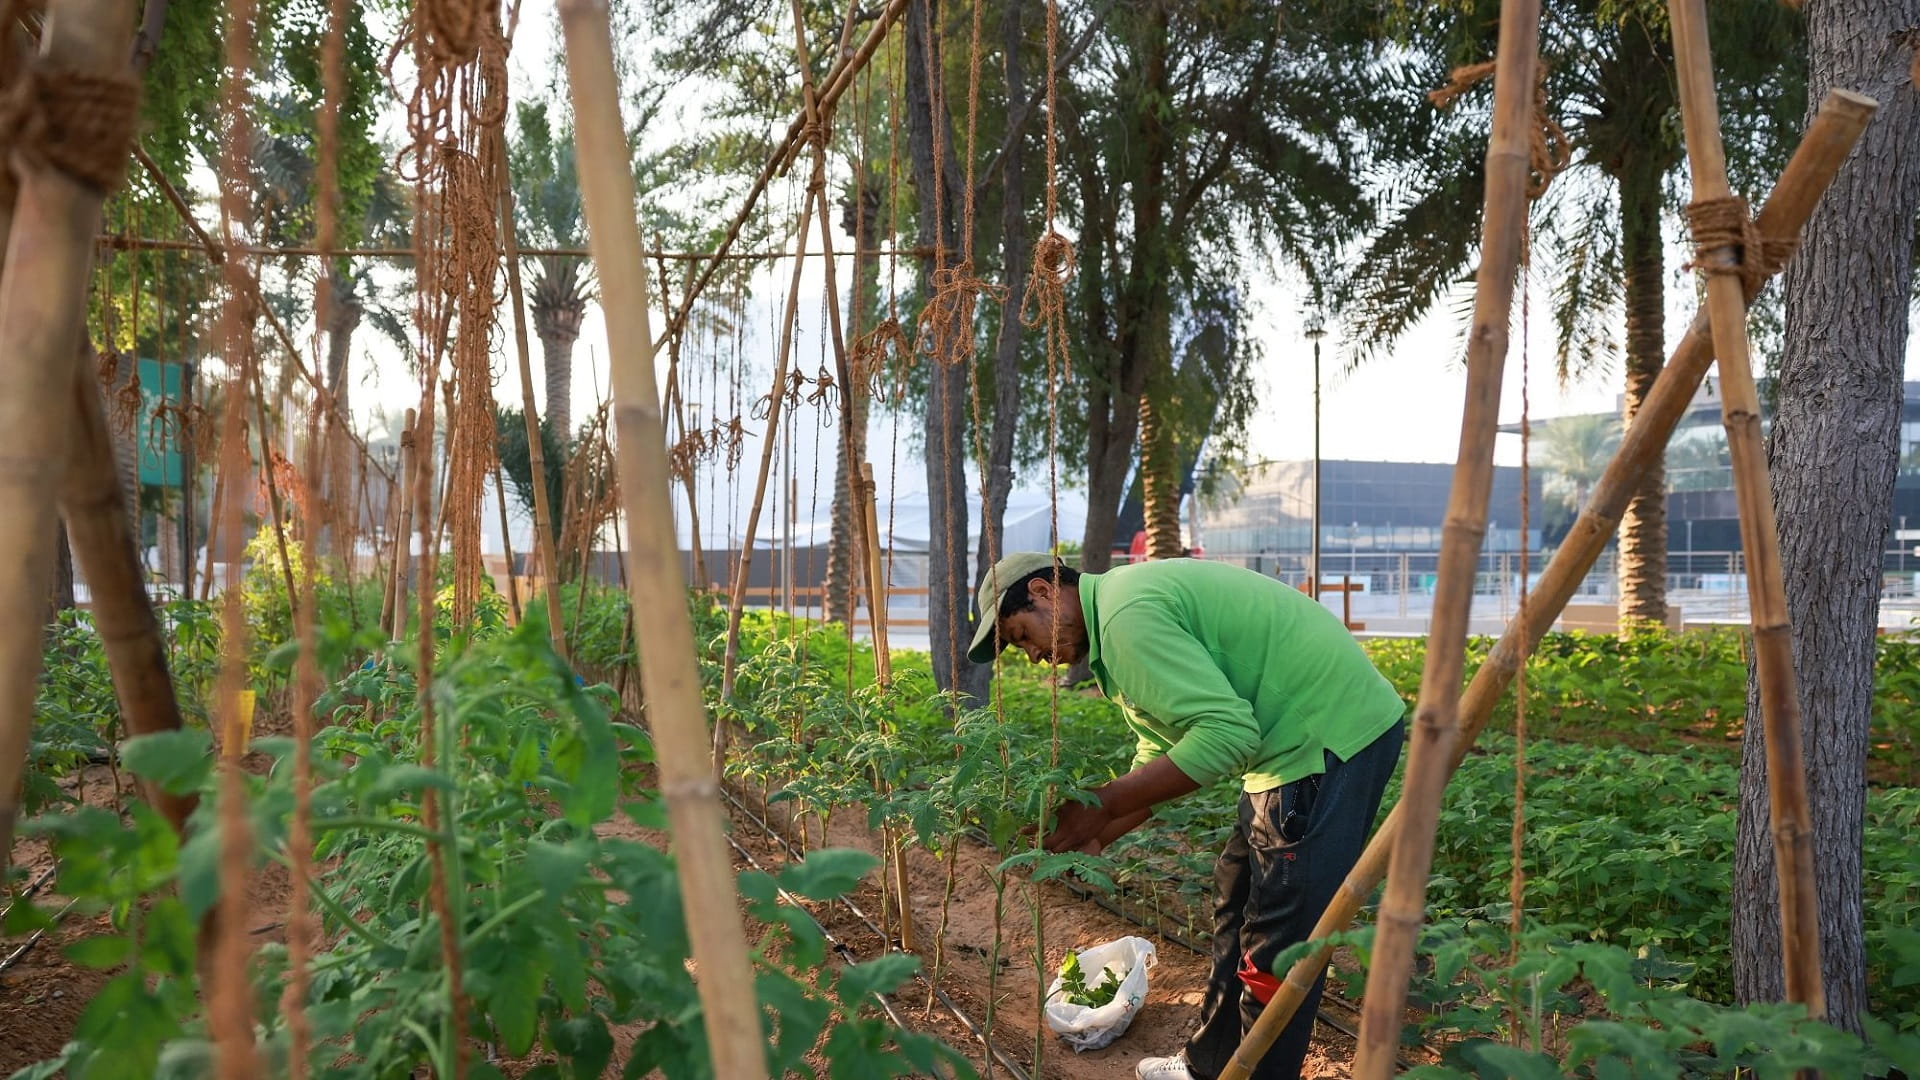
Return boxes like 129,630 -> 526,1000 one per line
825,182 -> 879,627
44,522 -> 74,626
1078,3 -> 1168,573
905,0 -> 986,702
1732,0 -> 1920,1034
1140,366 -> 1184,558
534,268 -> 585,442
1615,154 -> 1668,630
976,0 -> 1026,582
323,265 -> 362,404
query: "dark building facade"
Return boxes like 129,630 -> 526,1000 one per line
1198,459 -> 1545,556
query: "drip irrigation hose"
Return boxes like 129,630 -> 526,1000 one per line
0,896 -> 80,976
718,789 -> 1032,1080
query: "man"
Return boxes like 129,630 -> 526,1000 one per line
968,553 -> 1406,1080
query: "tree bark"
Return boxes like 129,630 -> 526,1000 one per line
1615,152 -> 1668,630
1078,4 -> 1169,573
825,181 -> 879,626
976,0 -> 1026,583
533,263 -> 585,441
1733,0 -> 1920,1034
905,0 -> 986,702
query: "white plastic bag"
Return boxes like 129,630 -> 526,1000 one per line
1042,936 -> 1157,1052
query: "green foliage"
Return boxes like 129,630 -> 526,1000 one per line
15,607 -> 973,1080
1054,951 -> 1123,1009
495,406 -> 569,554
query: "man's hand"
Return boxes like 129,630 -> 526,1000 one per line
1043,797 -> 1113,854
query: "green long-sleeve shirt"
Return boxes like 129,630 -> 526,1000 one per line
1080,560 -> 1406,792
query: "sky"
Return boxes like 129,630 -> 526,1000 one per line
316,9 -> 1918,549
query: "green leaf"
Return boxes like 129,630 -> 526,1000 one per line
553,1015 -> 613,1080
63,934 -> 133,970
778,849 -> 878,901
367,763 -> 456,801
119,730 -> 213,796
835,953 -> 920,1005
525,839 -> 591,905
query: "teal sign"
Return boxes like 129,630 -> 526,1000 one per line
136,358 -> 184,486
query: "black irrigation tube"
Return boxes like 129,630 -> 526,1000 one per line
720,787 -> 1033,1080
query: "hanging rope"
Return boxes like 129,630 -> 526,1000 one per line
0,62 -> 141,194
1428,59 -> 1570,200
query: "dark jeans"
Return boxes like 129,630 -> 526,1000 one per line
1182,719 -> 1405,1080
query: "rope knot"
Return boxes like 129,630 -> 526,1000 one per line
851,316 -> 910,401
1684,196 -> 1793,295
914,259 -> 1005,367
1021,231 -> 1077,380
805,365 -> 838,424
0,63 -> 141,194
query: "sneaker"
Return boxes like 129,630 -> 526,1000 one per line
1136,1056 -> 1196,1080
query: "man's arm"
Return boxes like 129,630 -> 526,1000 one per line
1044,755 -> 1201,853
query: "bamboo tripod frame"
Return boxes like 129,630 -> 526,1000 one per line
1218,88 -> 1876,1078
557,4 -> 769,1078
0,0 -> 141,865
1349,4 -> 1542,1074
1665,0 -> 1824,1015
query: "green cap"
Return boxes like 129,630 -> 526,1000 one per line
967,552 -> 1064,664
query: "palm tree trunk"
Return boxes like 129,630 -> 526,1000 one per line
1616,156 -> 1667,630
1140,339 -> 1183,558
1732,1 -> 1920,1033
537,296 -> 584,442
825,181 -> 880,626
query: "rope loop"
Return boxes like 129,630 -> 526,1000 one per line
1020,231 -> 1077,380
851,316 -> 910,400
805,365 -> 838,424
1684,195 -> 1795,296
914,258 -> 1005,368
0,63 -> 141,194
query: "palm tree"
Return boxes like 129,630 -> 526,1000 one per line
1341,0 -> 1802,631
1535,411 -> 1621,526
1067,0 -> 1397,568
510,101 -> 592,444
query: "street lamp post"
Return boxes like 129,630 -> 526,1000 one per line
1304,315 -> 1326,598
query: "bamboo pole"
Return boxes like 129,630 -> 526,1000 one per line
495,465 -> 522,623
0,0 -> 139,865
1666,0 -> 1823,1017
59,364 -> 197,834
556,5 -> 770,1079
385,411 -> 417,640
95,233 -> 927,262
1218,87 -> 1875,1079
719,181 -> 820,702
496,135 -> 569,658
1352,5 -> 1540,1074
659,0 -> 911,349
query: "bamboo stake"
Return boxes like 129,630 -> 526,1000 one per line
495,464 -> 522,623
0,0 -> 138,865
58,364 -> 197,834
659,0 -> 911,348
556,5 -> 770,1079
1218,87 -> 1875,1079
1353,6 -> 1540,1074
496,134 -> 569,658
1666,0 -> 1823,1017
719,180 -> 820,703
386,411 -> 417,640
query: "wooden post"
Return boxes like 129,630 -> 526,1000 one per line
1353,3 -> 1540,1073
1666,0 -> 1823,1017
556,5 -> 770,1078
860,462 -> 892,675
0,0 -> 139,864
496,135 -> 569,658
1218,88 -> 1875,1079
